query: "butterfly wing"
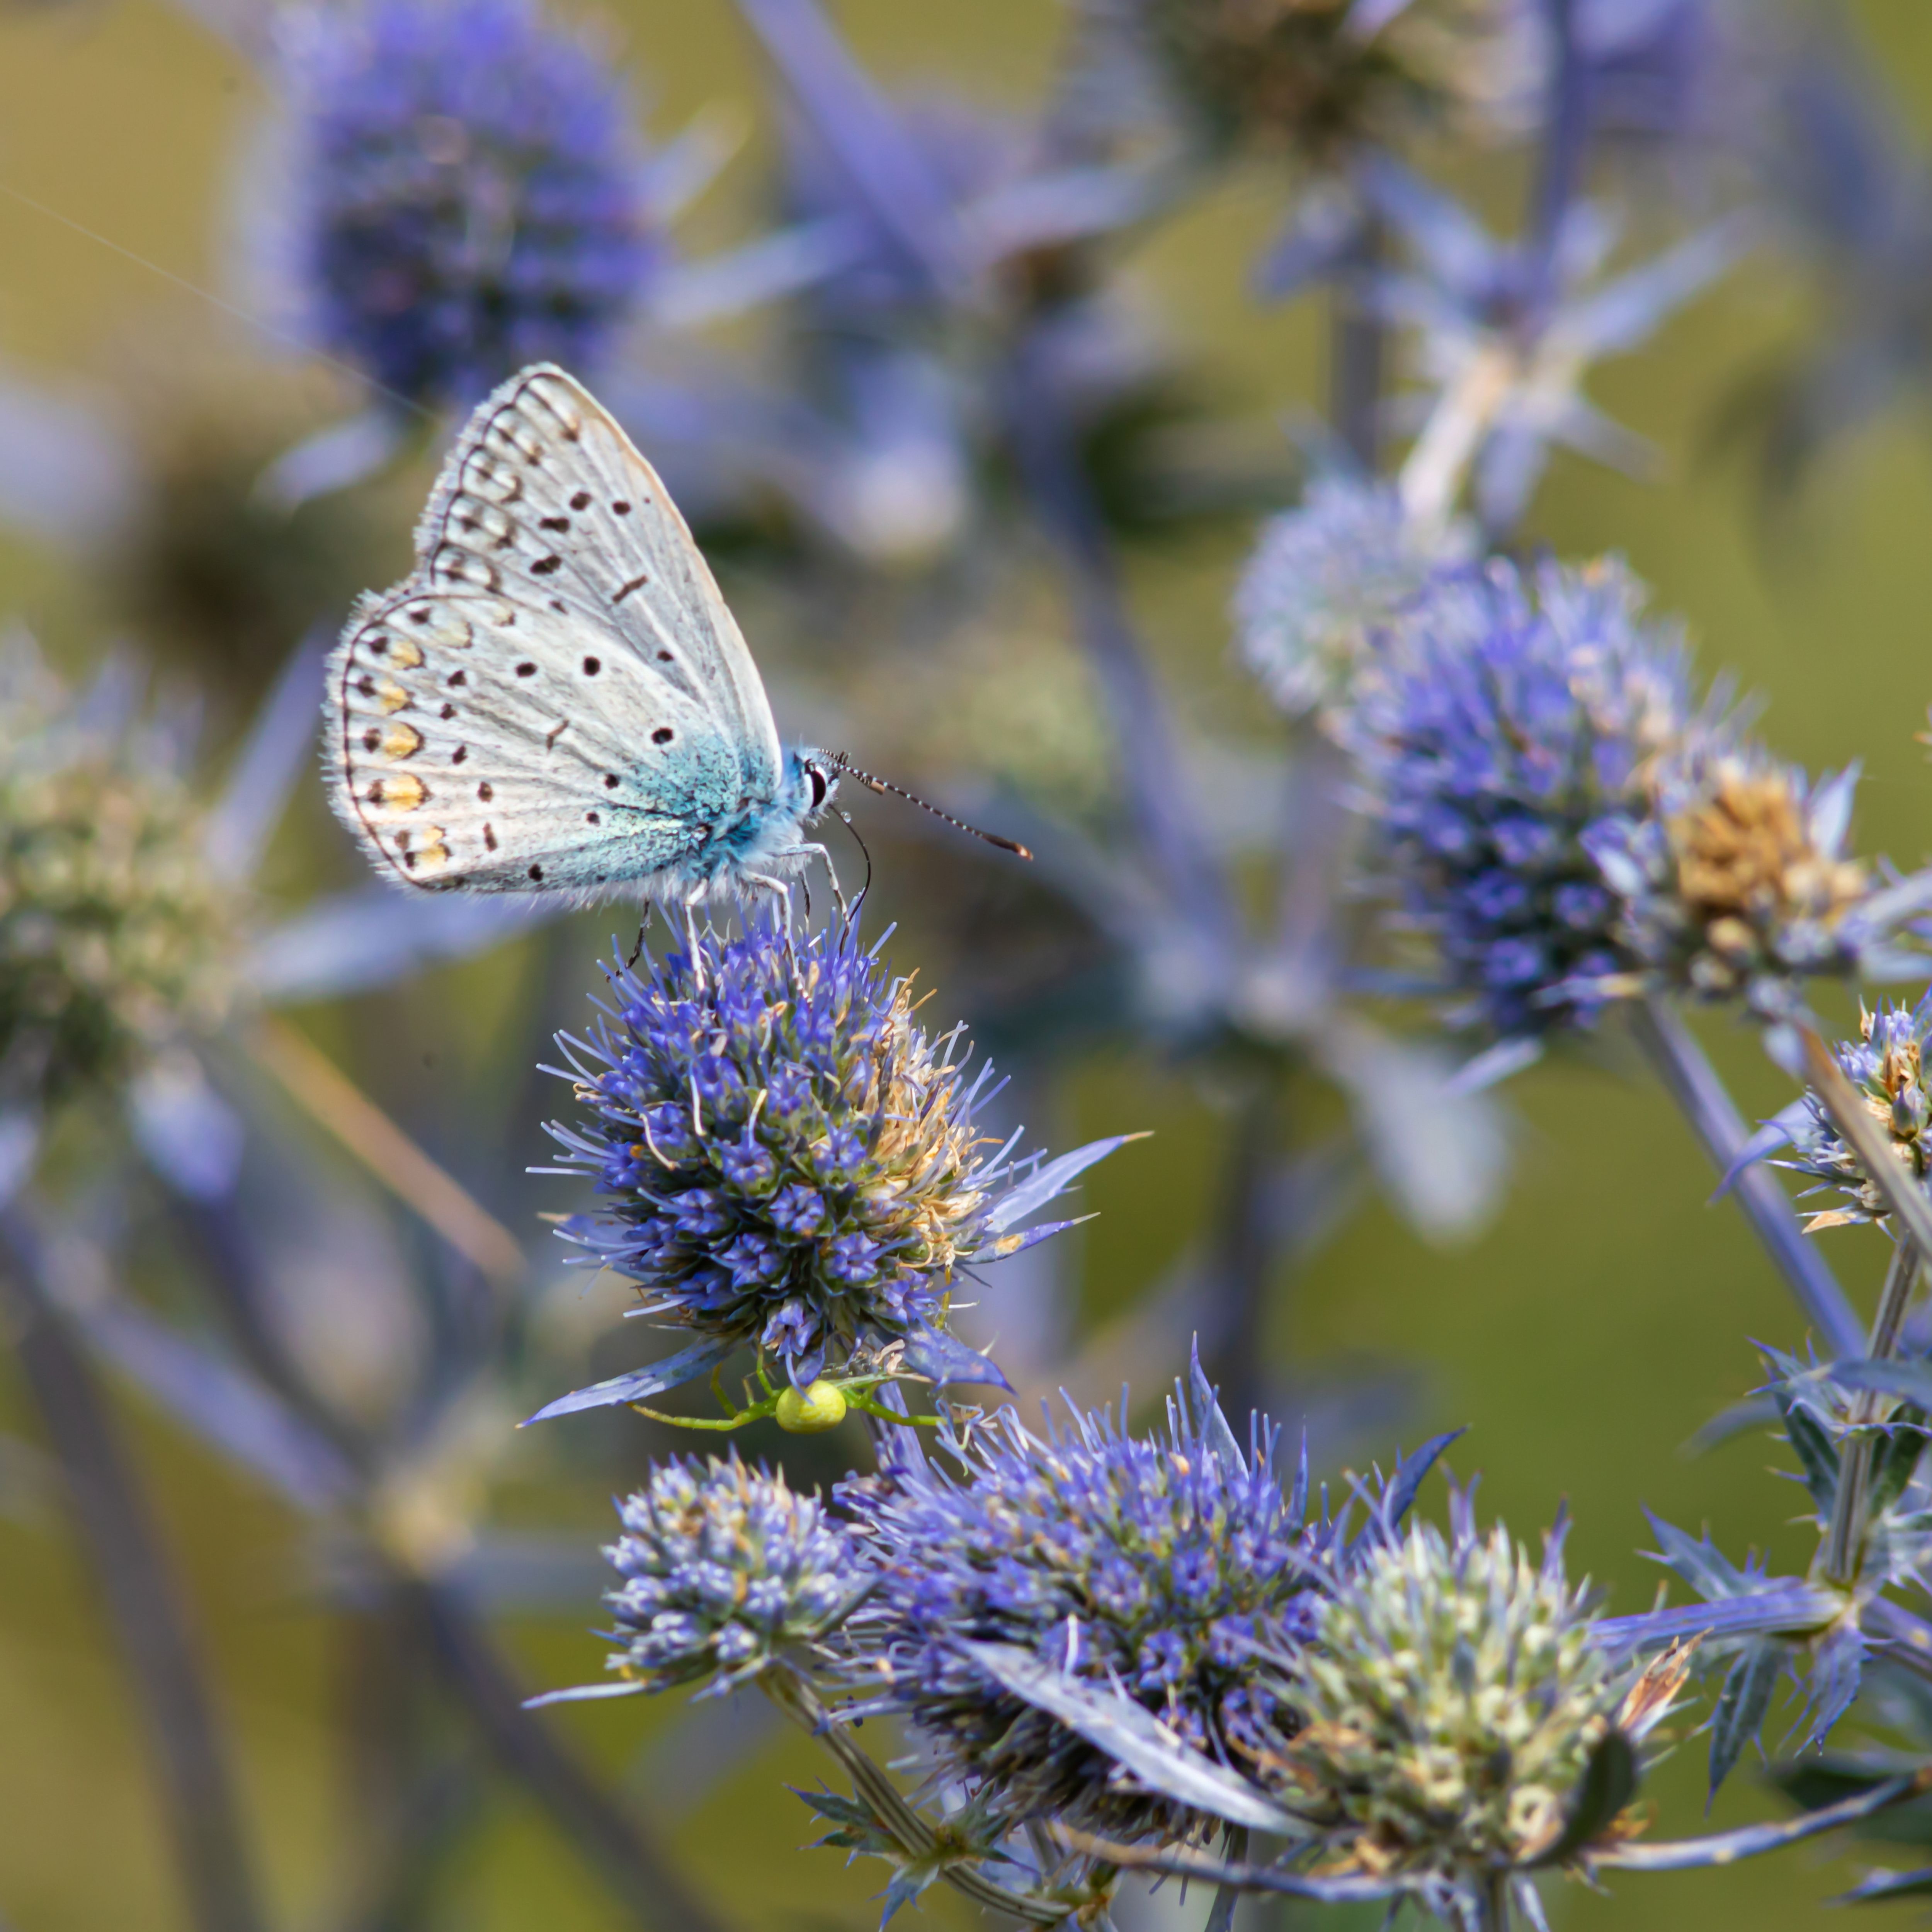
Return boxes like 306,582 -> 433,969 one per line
327,365 -> 782,898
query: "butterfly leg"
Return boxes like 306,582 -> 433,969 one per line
625,902 -> 656,971
741,873 -> 798,930
682,896 -> 706,992
763,845 -> 843,922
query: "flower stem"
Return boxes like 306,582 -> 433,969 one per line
1329,207 -> 1385,469
1527,0 -> 1591,308
400,1577 -> 731,1932
1823,1237 -> 1920,1585
1474,1868 -> 1514,1932
249,1016 -> 525,1285
1002,335 -> 1234,953
762,1665 -> 1071,1924
1629,998 -> 1864,1357
0,1213 -> 267,1932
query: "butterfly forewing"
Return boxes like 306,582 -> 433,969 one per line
327,365 -> 783,898
419,365 -> 781,780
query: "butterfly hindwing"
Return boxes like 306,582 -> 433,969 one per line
326,364 -> 782,899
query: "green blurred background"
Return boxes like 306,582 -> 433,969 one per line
5,0 -> 1932,1925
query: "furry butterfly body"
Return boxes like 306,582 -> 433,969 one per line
325,364 -> 835,907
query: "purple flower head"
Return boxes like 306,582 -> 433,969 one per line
599,1454 -> 869,1695
1349,555 -> 1697,1039
838,1359 -> 1457,1839
281,0 -> 658,408
545,915 -> 1113,1388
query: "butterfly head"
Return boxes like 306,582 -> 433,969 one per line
787,748 -> 842,823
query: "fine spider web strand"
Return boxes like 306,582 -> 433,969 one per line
827,752 -> 1032,860
0,177 -> 439,425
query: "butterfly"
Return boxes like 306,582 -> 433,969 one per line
327,363 -> 1022,922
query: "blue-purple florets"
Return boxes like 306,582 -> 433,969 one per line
1774,993 -> 1932,1228
283,0 -> 658,408
547,918 -> 1037,1384
840,1383 -> 1324,1838
602,1454 -> 869,1694
1349,556 -> 1696,1039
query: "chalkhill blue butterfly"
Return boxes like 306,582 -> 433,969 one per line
326,362 -> 1023,917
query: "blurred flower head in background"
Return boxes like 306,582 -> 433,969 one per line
279,0 -> 659,410
1069,0 -> 1545,167
597,1453 -> 868,1696
0,641 -> 244,1112
1236,474 -> 1474,722
1348,556 -> 1696,1040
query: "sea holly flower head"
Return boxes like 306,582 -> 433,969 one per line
0,648 -> 243,1109
838,1357 -> 1456,1840
1235,476 -> 1475,724
595,1454 -> 869,1697
1348,555 -> 1697,1040
544,915 -> 1121,1392
1584,741 -> 1918,1021
1755,994 -> 1932,1230
280,0 -> 658,409
1285,1499 -> 1637,1905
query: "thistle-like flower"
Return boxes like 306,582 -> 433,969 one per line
1283,1503 -> 1629,1906
0,651 -> 242,1109
1235,478 -> 1473,723
545,917 -> 1117,1392
838,1365 -> 1453,1840
1745,994 -> 1932,1231
590,1455 -> 869,1697
1348,556 -> 1697,1039
280,0 -> 657,409
1585,741 -> 1905,1020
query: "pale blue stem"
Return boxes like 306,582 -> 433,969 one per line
1631,997 -> 1863,1358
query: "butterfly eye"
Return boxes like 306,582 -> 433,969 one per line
807,765 -> 828,810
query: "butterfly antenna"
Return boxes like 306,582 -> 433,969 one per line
827,755 -> 1032,860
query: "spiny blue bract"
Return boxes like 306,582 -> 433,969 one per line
546,918 -> 1046,1386
1348,556 -> 1695,1040
1235,478 -> 1474,724
601,1454 -> 869,1695
838,1371 -> 1442,1840
282,0 -> 657,408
